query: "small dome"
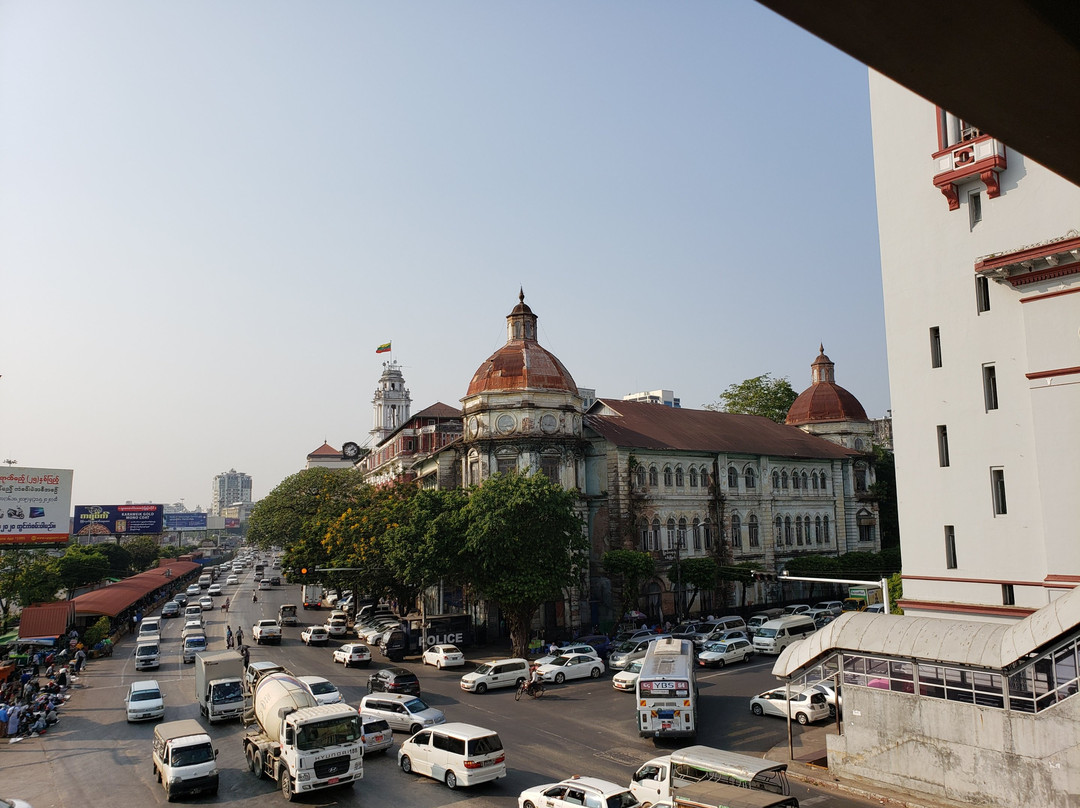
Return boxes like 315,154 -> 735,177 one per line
465,291 -> 579,397
786,345 -> 869,425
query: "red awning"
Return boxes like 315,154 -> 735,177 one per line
18,601 -> 75,639
73,561 -> 202,618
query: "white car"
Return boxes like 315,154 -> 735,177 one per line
806,681 -> 842,717
207,583 -> 222,596
325,617 -> 350,637
533,643 -> 600,667
125,679 -> 164,722
750,687 -> 831,725
612,659 -> 643,691
185,584 -> 201,597
198,596 -> 214,611
537,653 -> 605,684
696,638 -> 754,669
422,644 -> 465,669
333,643 -> 372,668
226,575 -> 239,585
298,675 -> 343,705
518,776 -> 639,808
300,626 -> 330,646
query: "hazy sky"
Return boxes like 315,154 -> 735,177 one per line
1,2 -> 888,511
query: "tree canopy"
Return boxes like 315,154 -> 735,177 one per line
602,549 -> 655,622
706,373 -> 798,424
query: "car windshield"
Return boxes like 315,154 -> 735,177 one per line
171,742 -> 215,767
212,681 -> 242,703
614,641 -> 637,653
756,628 -> 778,638
295,714 -> 362,751
403,697 -> 429,712
308,681 -> 336,695
627,661 -> 643,673
473,663 -> 493,675
440,645 -> 460,654
468,734 -> 503,755
131,689 -> 161,701
704,642 -> 728,653
550,656 -> 572,667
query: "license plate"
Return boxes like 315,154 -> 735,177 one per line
327,777 -> 339,785
373,734 -> 383,742
662,721 -> 672,730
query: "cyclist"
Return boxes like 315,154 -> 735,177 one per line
526,664 -> 543,696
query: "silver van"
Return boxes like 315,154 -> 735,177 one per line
701,616 -> 748,645
359,693 -> 445,734
752,615 -> 816,655
459,658 -> 529,693
609,635 -> 670,670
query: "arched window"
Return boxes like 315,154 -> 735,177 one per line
728,466 -> 738,488
745,467 -> 756,488
792,472 -> 800,490
748,514 -> 760,547
782,471 -> 789,489
801,472 -> 809,490
773,471 -> 781,489
774,516 -> 783,543
855,438 -> 865,451
730,514 -> 741,548
815,516 -> 822,543
703,519 -> 713,550
664,466 -> 673,487
640,519 -> 650,551
689,467 -> 698,488
784,516 -> 792,545
804,516 -> 812,544
667,517 -> 677,550
675,466 -> 684,487
636,466 -> 647,489
692,517 -> 702,550
701,468 -> 710,487
649,466 -> 659,487
650,518 -> 661,551
819,473 -> 828,491
795,516 -> 803,545
823,515 -> 831,543
855,462 -> 868,492
677,517 -> 687,549
811,473 -> 819,490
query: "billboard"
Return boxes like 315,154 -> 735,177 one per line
0,467 -> 74,547
73,504 -> 164,537
224,517 -> 240,529
165,512 -> 208,530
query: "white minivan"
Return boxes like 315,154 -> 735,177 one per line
752,615 -> 817,655
398,722 -> 506,789
459,658 -> 529,694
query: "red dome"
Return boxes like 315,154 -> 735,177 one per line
785,346 -> 869,425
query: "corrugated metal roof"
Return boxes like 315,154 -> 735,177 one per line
774,584 -> 1080,676
586,399 -> 854,459
18,601 -> 75,639
73,561 -> 201,618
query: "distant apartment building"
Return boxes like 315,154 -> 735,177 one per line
210,469 -> 252,517
622,389 -> 680,408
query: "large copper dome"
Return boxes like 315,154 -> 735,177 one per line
465,291 -> 579,397
786,345 -> 868,425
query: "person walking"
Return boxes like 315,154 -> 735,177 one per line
241,645 -> 250,668
74,648 -> 86,675
226,627 -> 233,649
235,627 -> 244,646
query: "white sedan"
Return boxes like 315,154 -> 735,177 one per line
533,643 -> 600,667
696,638 -> 754,669
300,626 -> 330,646
750,687 -> 830,725
198,596 -> 214,611
298,675 -> 343,705
333,643 -> 372,668
537,654 -> 605,684
226,575 -> 239,586
207,583 -> 223,597
422,644 -> 465,669
612,659 -> 642,691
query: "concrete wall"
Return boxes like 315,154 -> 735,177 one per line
828,685 -> 1080,807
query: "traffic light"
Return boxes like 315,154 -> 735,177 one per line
751,570 -> 777,582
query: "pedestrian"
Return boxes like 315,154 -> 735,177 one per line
226,627 -> 233,649
548,640 -> 558,656
0,702 -> 9,738
74,648 -> 86,674
241,646 -> 250,668
236,627 -> 244,646
7,703 -> 20,737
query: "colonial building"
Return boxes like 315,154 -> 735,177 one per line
305,442 -> 354,470
362,402 -> 463,486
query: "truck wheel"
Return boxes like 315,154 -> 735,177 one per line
279,770 -> 295,801
400,754 -> 412,774
165,784 -> 175,802
253,749 -> 267,780
445,770 -> 458,789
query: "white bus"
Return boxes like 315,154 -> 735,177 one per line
636,637 -> 698,739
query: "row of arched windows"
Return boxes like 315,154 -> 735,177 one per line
771,469 -> 829,492
635,464 -> 711,490
634,463 -> 832,496
639,516 -> 713,553
770,513 -> 831,546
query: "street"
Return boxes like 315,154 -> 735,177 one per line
5,573 -> 882,808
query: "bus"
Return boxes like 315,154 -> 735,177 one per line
636,637 -> 698,738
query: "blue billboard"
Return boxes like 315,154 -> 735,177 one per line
164,512 -> 208,530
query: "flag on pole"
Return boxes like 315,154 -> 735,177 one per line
376,342 -> 392,354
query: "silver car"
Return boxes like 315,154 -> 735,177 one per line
360,714 -> 394,755
607,635 -> 670,670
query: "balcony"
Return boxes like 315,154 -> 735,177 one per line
932,134 -> 1007,210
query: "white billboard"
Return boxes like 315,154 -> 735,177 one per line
0,466 -> 74,547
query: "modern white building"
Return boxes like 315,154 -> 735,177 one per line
871,72 -> 1080,620
210,469 -> 252,517
622,389 -> 681,408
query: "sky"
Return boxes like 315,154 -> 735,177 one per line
0,2 -> 889,511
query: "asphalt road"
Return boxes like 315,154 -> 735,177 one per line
6,572 -> 883,808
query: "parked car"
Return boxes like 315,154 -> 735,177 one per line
812,600 -> 845,616
608,635 -> 670,670
359,693 -> 444,734
537,653 -> 605,684
161,602 -> 181,619
866,603 -> 887,613
422,644 -> 465,669
398,722 -> 506,789
697,638 -> 754,668
459,658 -> 529,694
333,643 -> 372,668
126,679 -> 164,722
750,687 -> 830,725
806,681 -> 842,717
612,660 -> 643,692
300,626 -> 330,646
367,667 -> 421,695
533,643 -> 600,667
573,634 -> 613,657
298,675 -> 343,705
518,776 -> 640,808
359,714 -> 394,755
704,628 -> 750,645
783,604 -> 812,615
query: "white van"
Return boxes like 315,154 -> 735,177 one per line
398,722 -> 506,789
135,642 -> 161,670
138,618 -> 162,644
153,719 -> 218,800
459,658 -> 529,694
198,573 -> 212,589
752,615 -> 816,655
184,605 -> 203,624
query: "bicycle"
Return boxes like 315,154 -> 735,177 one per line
515,680 -> 545,700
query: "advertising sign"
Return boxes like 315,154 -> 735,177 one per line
73,504 -> 164,537
0,467 -> 74,547
224,517 -> 240,529
164,512 -> 208,530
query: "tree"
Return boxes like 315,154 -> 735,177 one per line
96,542 -> 133,578
720,561 -> 757,611
122,536 -> 159,572
462,472 -> 587,658
55,545 -> 109,597
887,572 -> 904,614
706,373 -> 798,424
601,549 -> 655,622
0,549 -> 58,627
870,446 -> 900,550
669,556 -> 719,616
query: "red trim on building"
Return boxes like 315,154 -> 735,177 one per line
1020,286 -> 1080,304
933,153 -> 1007,210
1005,260 -> 1080,288
1026,366 -> 1080,381
1045,574 -> 1080,584
902,573 -> 1073,589
975,235 -> 1080,271
897,599 -> 1035,618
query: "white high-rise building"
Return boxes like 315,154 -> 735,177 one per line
210,469 -> 252,517
871,72 -> 1080,620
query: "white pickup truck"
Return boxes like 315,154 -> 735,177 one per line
252,619 -> 282,645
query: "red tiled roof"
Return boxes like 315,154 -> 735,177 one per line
307,442 -> 342,458
18,601 -> 75,639
73,560 -> 201,617
786,383 -> 868,425
586,399 -> 854,459
411,402 -> 463,420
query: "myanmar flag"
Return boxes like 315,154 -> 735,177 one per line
376,342 -> 392,354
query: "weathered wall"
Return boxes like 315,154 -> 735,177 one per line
828,686 -> 1080,807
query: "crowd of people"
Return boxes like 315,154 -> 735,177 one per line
0,647 -> 76,741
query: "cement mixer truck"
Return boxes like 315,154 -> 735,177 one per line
242,672 -> 363,800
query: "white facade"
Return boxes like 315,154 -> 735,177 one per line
370,361 -> 411,445
622,389 -> 681,408
871,72 -> 1080,619
210,469 -> 252,517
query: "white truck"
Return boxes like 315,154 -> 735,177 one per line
195,649 -> 245,722
278,603 -> 299,626
630,746 -> 793,805
153,719 -> 219,802
253,618 -> 282,645
243,672 -> 363,800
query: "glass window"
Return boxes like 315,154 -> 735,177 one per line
773,471 -> 780,489
636,466 -> 647,488
815,516 -> 822,543
992,468 -> 1007,515
677,518 -> 687,550
692,517 -> 701,550
496,456 -> 516,475
784,516 -> 792,545
730,514 -> 741,548
804,516 -> 812,543
811,473 -> 819,490
781,471 -> 789,489
748,514 -> 759,547
945,525 -> 957,568
937,425 -> 950,467
823,516 -> 830,542
792,472 -> 800,490
652,518 -> 661,552
703,519 -> 712,550
689,467 -> 698,487
540,456 -> 560,482
930,326 -> 942,368
675,466 -> 684,487
664,467 -> 673,487
795,517 -> 803,545
667,518 -> 676,550
801,472 -> 808,489
745,467 -> 756,488
775,516 -> 783,543
640,520 -> 650,552
976,274 -> 991,312
983,365 -> 999,411
727,466 -> 738,488
649,466 -> 659,487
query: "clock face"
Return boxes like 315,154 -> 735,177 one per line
540,414 -> 558,434
497,414 -> 516,434
342,442 -> 360,459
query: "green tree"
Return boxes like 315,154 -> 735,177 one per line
870,446 -> 900,550
706,373 -> 798,424
55,545 -> 109,597
462,472 -> 587,658
887,572 -> 904,614
601,549 -> 655,622
0,549 -> 59,627
720,561 -> 758,611
669,556 -> 719,617
96,542 -> 133,578
123,536 -> 160,572
383,488 -> 470,611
